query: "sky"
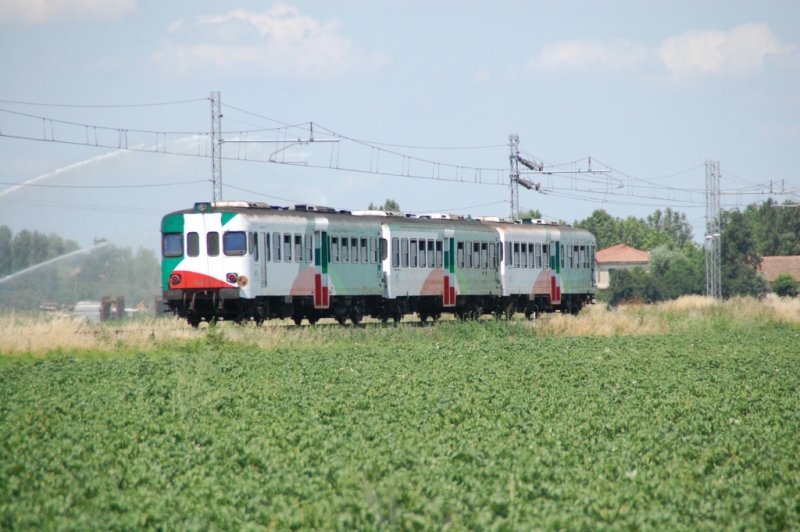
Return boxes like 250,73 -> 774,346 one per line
0,0 -> 798,253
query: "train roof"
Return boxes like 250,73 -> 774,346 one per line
161,202 -> 595,240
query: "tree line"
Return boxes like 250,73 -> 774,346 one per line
574,200 -> 800,305
0,225 -> 160,312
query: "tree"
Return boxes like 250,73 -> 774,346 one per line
368,199 -> 401,212
608,268 -> 663,306
646,208 -> 693,248
772,274 -> 798,298
0,225 -> 12,276
520,209 -> 542,220
719,209 -> 768,298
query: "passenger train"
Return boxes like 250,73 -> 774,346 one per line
161,201 -> 597,326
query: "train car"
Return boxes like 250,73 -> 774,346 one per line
376,213 -> 501,321
161,201 -> 597,326
161,201 -> 387,326
481,218 -> 597,316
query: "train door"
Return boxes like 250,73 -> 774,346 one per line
550,240 -> 562,304
200,214 -> 224,288
313,229 -> 330,309
443,234 -> 456,307
260,229 -> 268,288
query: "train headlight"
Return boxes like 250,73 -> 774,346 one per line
170,274 -> 182,285
237,275 -> 248,287
226,272 -> 238,284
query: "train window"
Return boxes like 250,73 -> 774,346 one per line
436,240 -> 443,268
247,232 -> 253,255
293,235 -> 302,263
223,231 -> 247,256
528,243 -> 534,269
520,243 -> 528,268
513,242 -> 520,268
401,238 -> 409,267
331,236 -> 339,263
207,232 -> 220,257
543,244 -> 549,269
361,237 -> 368,263
265,233 -> 271,261
380,238 -> 388,261
581,245 -> 586,268
163,233 -> 183,257
560,244 -> 565,269
371,236 -> 378,263
283,234 -> 292,262
253,232 -> 259,262
342,236 -> 349,263
305,235 -> 313,262
573,245 -> 579,268
410,239 -> 418,267
472,242 -> 480,268
424,240 -> 432,268
187,232 -> 200,257
489,242 -> 496,268
497,241 -> 503,264
505,242 -> 512,267
481,242 -> 488,269
535,243 -> 541,268
272,232 -> 281,262
465,241 -> 472,268
457,241 -> 464,268
351,237 -> 359,263
392,237 -> 400,268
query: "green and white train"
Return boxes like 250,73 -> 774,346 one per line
161,201 -> 597,326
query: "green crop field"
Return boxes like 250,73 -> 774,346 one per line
2,301 -> 800,530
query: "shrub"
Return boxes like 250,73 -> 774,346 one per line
772,273 -> 798,298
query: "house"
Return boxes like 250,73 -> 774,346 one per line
759,256 -> 800,284
595,244 -> 649,289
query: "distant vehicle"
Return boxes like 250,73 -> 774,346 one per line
161,202 -> 597,326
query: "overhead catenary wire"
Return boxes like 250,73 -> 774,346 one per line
0,97 -> 207,108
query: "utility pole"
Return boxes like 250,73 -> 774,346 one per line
508,134 -> 520,220
705,160 -> 722,300
210,91 -> 222,203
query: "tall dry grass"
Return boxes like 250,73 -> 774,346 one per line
538,295 -> 800,337
1,295 -> 798,356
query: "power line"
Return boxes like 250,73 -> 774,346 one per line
0,97 -> 207,108
0,180 -> 206,189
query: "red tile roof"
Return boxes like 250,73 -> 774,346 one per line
596,244 -> 649,264
759,256 -> 800,282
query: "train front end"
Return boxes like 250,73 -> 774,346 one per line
161,202 -> 254,326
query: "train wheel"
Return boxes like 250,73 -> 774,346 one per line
350,311 -> 362,325
392,310 -> 402,324
307,314 -> 319,326
336,315 -> 348,326
187,316 -> 201,328
419,312 -> 429,324
292,315 -> 303,326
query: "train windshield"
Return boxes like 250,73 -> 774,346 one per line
223,231 -> 247,256
162,233 -> 183,257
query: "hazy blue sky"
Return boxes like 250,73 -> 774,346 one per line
1,0 -> 798,252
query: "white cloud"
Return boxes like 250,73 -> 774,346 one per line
0,0 -> 136,25
152,3 -> 387,77
527,24 -> 794,79
658,23 -> 793,77
529,38 -> 651,72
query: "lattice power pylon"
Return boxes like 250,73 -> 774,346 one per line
508,134 -> 520,220
210,91 -> 222,203
705,160 -> 722,299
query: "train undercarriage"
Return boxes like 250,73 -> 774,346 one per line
164,289 -> 594,327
